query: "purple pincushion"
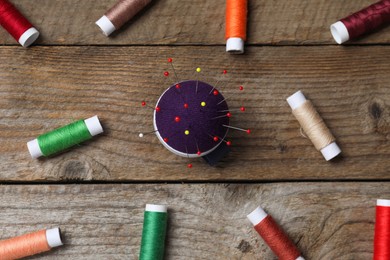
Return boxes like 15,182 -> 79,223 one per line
154,80 -> 229,157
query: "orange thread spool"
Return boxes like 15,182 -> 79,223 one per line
225,0 -> 247,54
0,228 -> 63,260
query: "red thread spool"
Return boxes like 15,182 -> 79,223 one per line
0,0 -> 39,47
225,0 -> 247,54
374,199 -> 390,260
331,0 -> 390,44
247,206 -> 304,260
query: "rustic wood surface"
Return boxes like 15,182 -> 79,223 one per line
0,46 -> 389,181
1,0 -> 390,45
0,0 -> 389,259
0,183 -> 387,260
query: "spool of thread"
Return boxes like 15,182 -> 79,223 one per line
0,228 -> 63,260
96,0 -> 152,36
0,0 -> 39,47
286,90 -> 341,161
247,206 -> 305,260
225,0 -> 247,54
139,204 -> 168,260
27,115 -> 103,158
374,199 -> 390,260
330,0 -> 390,44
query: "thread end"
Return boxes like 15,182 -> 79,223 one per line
96,16 -> 116,36
330,21 -> 349,44
247,206 -> 267,226
320,142 -> 341,161
46,228 -> 63,248
27,139 -> 43,159
18,27 -> 39,47
226,38 -> 244,54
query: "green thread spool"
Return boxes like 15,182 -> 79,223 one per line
27,116 -> 103,158
139,204 -> 168,260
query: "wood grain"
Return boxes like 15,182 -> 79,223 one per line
0,183 -> 386,259
0,46 -> 389,181
0,0 -> 389,45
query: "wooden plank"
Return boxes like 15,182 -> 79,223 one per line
0,46 -> 389,182
0,183 -> 387,259
0,0 -> 389,45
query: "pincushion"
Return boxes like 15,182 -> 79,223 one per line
154,80 -> 229,158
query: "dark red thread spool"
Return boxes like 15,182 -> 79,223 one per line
331,0 -> 390,44
374,199 -> 390,260
247,206 -> 304,260
0,0 -> 39,47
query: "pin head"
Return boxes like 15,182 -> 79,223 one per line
239,86 -> 244,91
223,70 -> 227,74
187,163 -> 193,168
201,101 -> 206,107
175,116 -> 181,122
240,106 -> 245,112
213,90 -> 219,96
168,58 -> 173,63
155,106 -> 161,112
141,101 -> 146,106
164,71 -> 169,77
175,84 -> 181,89
196,67 -> 201,73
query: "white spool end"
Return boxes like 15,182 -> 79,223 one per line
330,21 -> 349,44
84,115 -> 103,136
226,37 -> 244,54
296,257 -> 305,260
145,204 -> 167,213
377,199 -> 390,207
27,138 -> 43,159
247,206 -> 268,226
320,142 -> 341,161
287,90 -> 306,110
96,15 -> 116,36
18,27 -> 39,47
46,228 -> 63,248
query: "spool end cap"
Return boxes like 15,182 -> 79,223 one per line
46,228 -> 63,248
287,90 -> 306,110
18,27 -> 39,47
330,21 -> 349,44
247,206 -> 267,226
85,115 -> 104,136
226,37 -> 244,54
320,142 -> 341,161
27,139 -> 43,159
96,16 -> 116,36
145,204 -> 167,213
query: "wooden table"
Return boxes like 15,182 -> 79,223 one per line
0,0 -> 389,259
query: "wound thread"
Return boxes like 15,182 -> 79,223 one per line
0,0 -> 39,47
27,115 -> 103,158
287,90 -> 341,161
139,204 -> 168,260
292,101 -> 335,151
331,0 -> 390,44
0,228 -> 63,260
247,206 -> 304,260
374,199 -> 390,260
225,0 -> 247,53
96,0 -> 152,36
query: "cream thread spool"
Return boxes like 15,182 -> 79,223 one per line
287,91 -> 341,161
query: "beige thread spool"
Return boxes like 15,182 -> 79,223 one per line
287,91 -> 341,161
